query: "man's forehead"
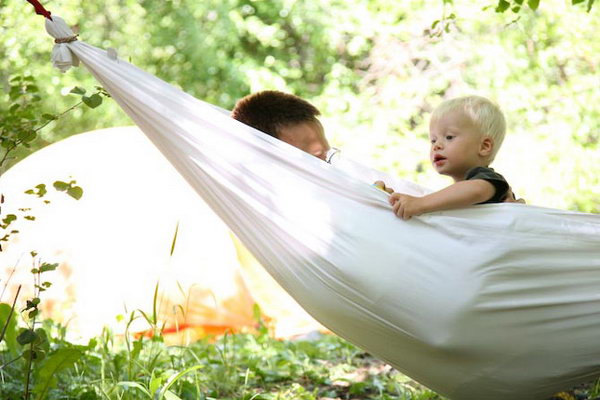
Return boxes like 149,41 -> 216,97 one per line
279,121 -> 323,140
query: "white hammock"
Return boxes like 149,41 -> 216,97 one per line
44,16 -> 600,400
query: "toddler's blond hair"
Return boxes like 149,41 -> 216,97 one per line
432,96 -> 506,162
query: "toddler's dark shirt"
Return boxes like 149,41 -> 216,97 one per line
465,167 -> 509,204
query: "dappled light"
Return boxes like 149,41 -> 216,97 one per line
1,1 -> 599,399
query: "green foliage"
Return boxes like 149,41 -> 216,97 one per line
1,316 -> 446,400
52,180 -> 84,200
2,313 -> 598,399
33,348 -> 83,399
0,302 -> 19,355
1,76 -> 44,170
0,74 -> 109,172
2,0 -> 599,213
491,0 -> 595,13
1,179 -> 84,249
0,5 -> 598,400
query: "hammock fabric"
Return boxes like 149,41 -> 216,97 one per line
42,15 -> 600,400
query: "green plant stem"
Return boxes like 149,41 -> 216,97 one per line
0,354 -> 23,369
24,268 -> 42,400
0,142 -> 19,172
33,100 -> 83,134
24,342 -> 33,400
0,99 -> 84,172
0,284 -> 20,344
24,320 -> 37,400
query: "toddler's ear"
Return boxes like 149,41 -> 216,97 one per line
479,137 -> 493,157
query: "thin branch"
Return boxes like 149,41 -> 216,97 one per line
33,99 -> 84,133
0,284 -> 21,345
0,143 -> 18,172
0,354 -> 23,370
0,263 -> 19,302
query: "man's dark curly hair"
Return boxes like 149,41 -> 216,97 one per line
231,90 -> 321,138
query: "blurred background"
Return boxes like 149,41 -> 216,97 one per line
1,0 -> 599,211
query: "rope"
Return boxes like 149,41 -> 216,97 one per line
25,0 -> 53,21
55,35 -> 79,44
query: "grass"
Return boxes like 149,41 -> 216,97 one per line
1,271 -> 599,400
0,312 -> 444,400
1,315 -> 599,400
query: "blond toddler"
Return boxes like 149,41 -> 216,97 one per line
389,95 -> 514,220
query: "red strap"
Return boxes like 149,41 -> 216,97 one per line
25,0 -> 53,21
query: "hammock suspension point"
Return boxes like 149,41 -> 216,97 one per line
25,0 -> 52,20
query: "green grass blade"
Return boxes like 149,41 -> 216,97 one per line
164,390 -> 183,400
170,221 -> 179,256
116,381 -> 153,398
156,365 -> 202,400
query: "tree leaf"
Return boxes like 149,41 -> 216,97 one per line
2,214 -> 17,226
528,0 -> 540,10
82,93 -> 103,109
66,186 -> 84,200
53,181 -> 69,191
69,86 -> 86,95
41,113 -> 57,121
40,263 -> 58,273
587,0 -> 596,11
17,328 -> 37,345
496,0 -> 510,12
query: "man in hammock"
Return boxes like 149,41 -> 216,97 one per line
232,90 -> 399,194
231,90 -> 334,162
231,90 -> 522,202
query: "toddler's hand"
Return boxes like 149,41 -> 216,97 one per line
373,180 -> 394,194
389,193 -> 423,220
504,187 -> 526,204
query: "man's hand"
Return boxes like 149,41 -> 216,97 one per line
373,180 -> 394,194
389,193 -> 424,220
504,187 -> 526,204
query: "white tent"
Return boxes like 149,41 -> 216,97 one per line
0,126 -> 322,341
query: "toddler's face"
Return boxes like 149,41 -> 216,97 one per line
429,111 -> 488,181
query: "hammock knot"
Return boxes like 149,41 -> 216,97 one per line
44,15 -> 80,73
54,34 -> 78,44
